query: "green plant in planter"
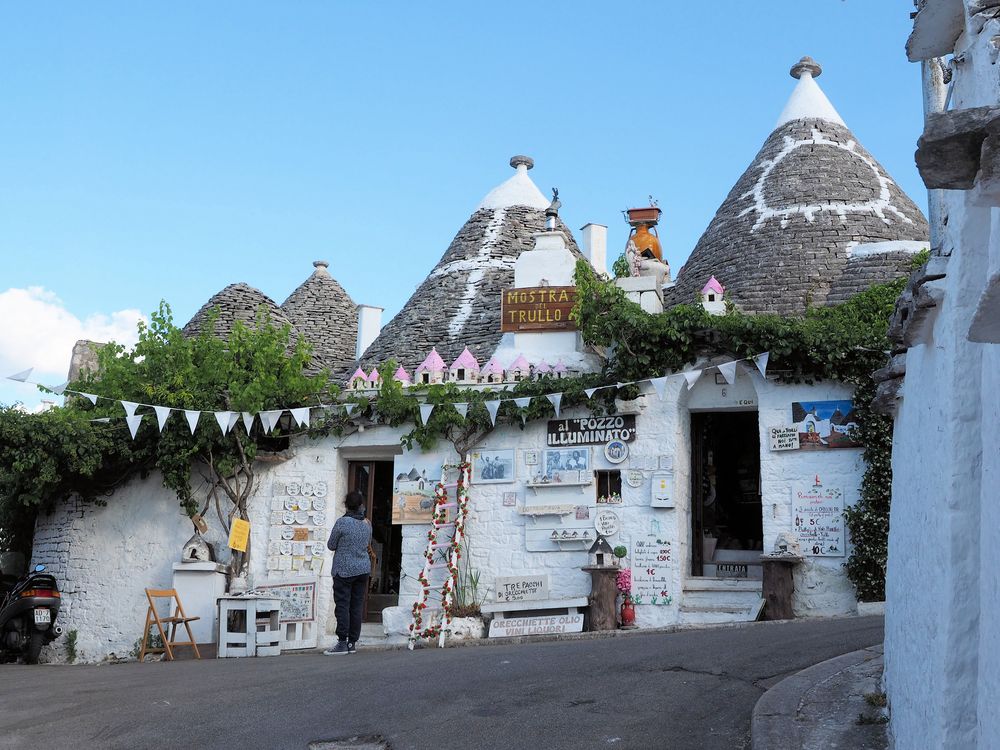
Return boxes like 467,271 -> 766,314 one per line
613,545 -> 628,561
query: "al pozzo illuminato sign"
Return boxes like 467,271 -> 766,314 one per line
546,415 -> 637,446
500,286 -> 578,332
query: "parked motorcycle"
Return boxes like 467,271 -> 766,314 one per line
0,563 -> 62,664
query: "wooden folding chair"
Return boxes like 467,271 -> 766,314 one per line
139,588 -> 201,661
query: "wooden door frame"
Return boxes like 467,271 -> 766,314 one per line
690,413 -> 706,578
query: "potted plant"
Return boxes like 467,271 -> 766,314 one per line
616,568 -> 636,626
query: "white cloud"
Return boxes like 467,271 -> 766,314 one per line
0,286 -> 144,404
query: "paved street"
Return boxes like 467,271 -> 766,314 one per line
0,616 -> 882,750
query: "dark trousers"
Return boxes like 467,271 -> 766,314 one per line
333,574 -> 368,643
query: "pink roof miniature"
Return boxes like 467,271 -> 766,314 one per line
367,367 -> 381,382
393,365 -> 411,384
415,347 -> 447,374
481,357 -> 504,376
450,347 -> 481,372
702,276 -> 725,296
348,366 -> 367,384
553,359 -> 568,374
508,354 -> 531,372
534,360 -> 552,375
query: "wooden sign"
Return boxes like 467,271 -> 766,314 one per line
489,613 -> 584,638
500,286 -> 578,332
256,580 -> 316,623
228,518 -> 251,552
547,415 -> 637,446
769,426 -> 800,451
494,574 -> 549,604
632,536 -> 673,605
793,479 -> 846,557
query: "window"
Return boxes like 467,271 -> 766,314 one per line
457,368 -> 465,380
708,294 -> 716,302
421,372 -> 430,384
594,470 -> 622,500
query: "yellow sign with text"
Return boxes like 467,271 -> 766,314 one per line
228,518 -> 251,552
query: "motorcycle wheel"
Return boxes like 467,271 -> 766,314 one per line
25,631 -> 44,664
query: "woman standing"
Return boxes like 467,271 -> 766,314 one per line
324,490 -> 372,655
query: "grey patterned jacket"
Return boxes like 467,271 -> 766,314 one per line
327,510 -> 372,578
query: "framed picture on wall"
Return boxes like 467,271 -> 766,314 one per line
542,447 -> 591,480
471,449 -> 516,484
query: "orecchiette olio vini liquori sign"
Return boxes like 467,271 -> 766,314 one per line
546,415 -> 636,446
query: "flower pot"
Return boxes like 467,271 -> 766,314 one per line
620,601 -> 636,626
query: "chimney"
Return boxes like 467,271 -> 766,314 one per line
355,305 -> 383,359
580,223 -> 608,276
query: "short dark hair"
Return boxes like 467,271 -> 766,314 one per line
345,490 -> 364,511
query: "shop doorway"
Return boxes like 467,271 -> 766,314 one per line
347,460 -> 402,622
690,412 -> 762,578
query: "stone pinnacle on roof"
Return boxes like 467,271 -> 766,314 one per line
776,56 -> 846,128
477,155 -> 550,211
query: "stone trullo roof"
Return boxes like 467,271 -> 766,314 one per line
359,156 -> 585,372
183,282 -> 297,340
280,260 -> 358,376
664,57 -> 929,315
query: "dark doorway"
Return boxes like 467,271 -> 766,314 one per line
690,412 -> 762,577
347,460 -> 401,621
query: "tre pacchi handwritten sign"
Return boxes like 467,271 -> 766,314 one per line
792,480 -> 846,557
493,574 -> 549,604
500,286 -> 578,332
632,536 -> 673,606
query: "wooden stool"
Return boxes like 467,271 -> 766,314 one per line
140,588 -> 201,661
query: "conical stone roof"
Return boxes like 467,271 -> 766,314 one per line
183,282 -> 297,339
281,260 -> 358,376
360,156 -> 584,372
664,58 -> 929,315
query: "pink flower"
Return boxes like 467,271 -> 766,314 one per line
616,568 -> 632,594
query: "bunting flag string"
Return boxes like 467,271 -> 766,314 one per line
153,405 -> 171,432
546,393 -> 562,417
126,414 -> 144,439
5,351 -> 770,437
418,403 -> 435,424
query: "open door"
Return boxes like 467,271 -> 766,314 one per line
347,460 -> 400,621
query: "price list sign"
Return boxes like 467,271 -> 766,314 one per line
793,480 -> 846,557
631,536 -> 673,606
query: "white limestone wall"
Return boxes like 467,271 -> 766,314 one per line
885,9 -> 1000,748
31,472 -> 199,663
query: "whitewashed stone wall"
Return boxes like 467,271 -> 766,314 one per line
885,6 -> 1000,747
31,369 -> 866,662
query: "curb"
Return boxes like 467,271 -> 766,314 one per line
750,643 -> 883,750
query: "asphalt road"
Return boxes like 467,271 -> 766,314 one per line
0,616 -> 883,750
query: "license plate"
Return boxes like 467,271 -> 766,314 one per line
33,608 -> 51,625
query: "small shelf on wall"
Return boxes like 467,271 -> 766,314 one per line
517,505 -> 577,517
548,530 -> 594,547
526,479 -> 593,491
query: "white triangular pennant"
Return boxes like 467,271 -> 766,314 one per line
419,403 -> 435,424
584,387 -> 599,399
241,412 -> 255,432
184,410 -> 200,434
215,411 -> 234,435
90,417 -> 111,424
121,401 -> 140,418
49,381 -> 69,396
344,403 -> 357,416
513,397 -> 531,410
290,407 -> 310,428
521,412 -> 528,426
454,403 -> 468,419
546,393 -> 562,417
7,368 -> 32,382
126,414 -> 143,439
153,405 -> 171,432
683,370 -> 702,390
717,361 -> 738,385
650,376 -> 668,401
753,352 -> 770,379
260,410 -> 282,433
82,393 -> 98,405
485,400 -> 501,426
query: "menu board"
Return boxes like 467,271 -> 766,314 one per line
792,481 -> 845,557
631,536 -> 673,606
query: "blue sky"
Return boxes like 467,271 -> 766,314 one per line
0,2 -> 926,407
